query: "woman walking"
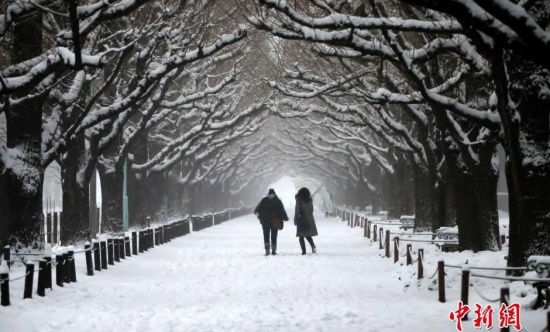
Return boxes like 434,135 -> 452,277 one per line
294,187 -> 318,255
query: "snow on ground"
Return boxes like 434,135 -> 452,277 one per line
0,214 -> 546,332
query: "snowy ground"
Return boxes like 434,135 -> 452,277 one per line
0,214 -> 546,332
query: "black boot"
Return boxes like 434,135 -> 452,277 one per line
312,246 -> 316,254
272,249 -> 277,255
265,247 -> 270,256
299,238 -> 306,255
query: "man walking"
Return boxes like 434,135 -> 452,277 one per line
254,188 -> 289,255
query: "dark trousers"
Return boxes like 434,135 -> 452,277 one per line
263,224 -> 278,249
299,236 -> 315,252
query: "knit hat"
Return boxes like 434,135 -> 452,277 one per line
268,188 -> 275,195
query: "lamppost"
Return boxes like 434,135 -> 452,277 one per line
122,159 -> 129,231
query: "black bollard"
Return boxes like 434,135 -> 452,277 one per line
85,243 -> 93,276
160,226 -> 164,245
44,256 -> 52,289
37,260 -> 46,297
461,268 -> 470,321
100,241 -> 107,270
125,236 -> 131,257
438,261 -> 445,303
114,238 -> 120,262
107,238 -> 114,265
132,232 -> 138,255
93,242 -> 101,271
0,262 -> 9,306
55,254 -> 63,287
138,232 -> 144,253
120,237 -> 125,260
406,244 -> 413,265
418,249 -> 424,279
68,251 -> 76,282
62,252 -> 71,284
501,287 -> 510,332
23,261 -> 34,299
394,237 -> 399,263
385,230 -> 390,258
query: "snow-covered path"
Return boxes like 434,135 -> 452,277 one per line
3,215 -> 453,332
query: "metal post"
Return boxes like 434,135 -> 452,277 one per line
120,237 -> 126,259
125,236 -> 131,257
100,241 -> 107,269
123,160 -> 129,232
379,228 -> 384,250
438,261 -> 445,303
461,268 -> 470,321
23,261 -> 34,299
1,261 -> 9,306
55,254 -> 63,287
114,238 -> 120,262
385,230 -> 390,258
138,232 -> 144,253
93,241 -> 101,271
373,225 -> 377,242
37,260 -> 46,297
406,244 -> 412,265
132,231 -> 137,255
68,251 -> 76,282
85,243 -> 93,276
394,237 -> 399,263
44,256 -> 52,289
107,238 -> 114,265
62,252 -> 71,284
418,249 -> 424,279
367,221 -> 370,238
500,287 -> 510,332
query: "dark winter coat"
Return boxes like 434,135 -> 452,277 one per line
254,195 -> 289,226
294,198 -> 318,237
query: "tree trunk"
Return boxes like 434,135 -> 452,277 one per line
492,45 -> 550,269
98,167 -> 124,233
386,157 -> 414,219
60,135 -> 90,244
447,151 -> 501,252
0,9 -> 45,247
413,164 -> 443,232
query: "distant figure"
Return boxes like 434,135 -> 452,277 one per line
254,188 -> 289,256
294,187 -> 318,255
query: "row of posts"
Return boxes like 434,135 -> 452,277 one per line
0,220 -> 190,306
335,207 -> 550,332
336,208 -> 425,279
337,208 -> 549,332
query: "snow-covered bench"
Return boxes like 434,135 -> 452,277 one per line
435,227 -> 459,252
525,256 -> 550,309
399,215 -> 415,230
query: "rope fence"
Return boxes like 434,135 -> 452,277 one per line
1,206 -> 250,307
335,206 -> 550,332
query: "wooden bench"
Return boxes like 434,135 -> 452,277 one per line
526,256 -> 550,309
